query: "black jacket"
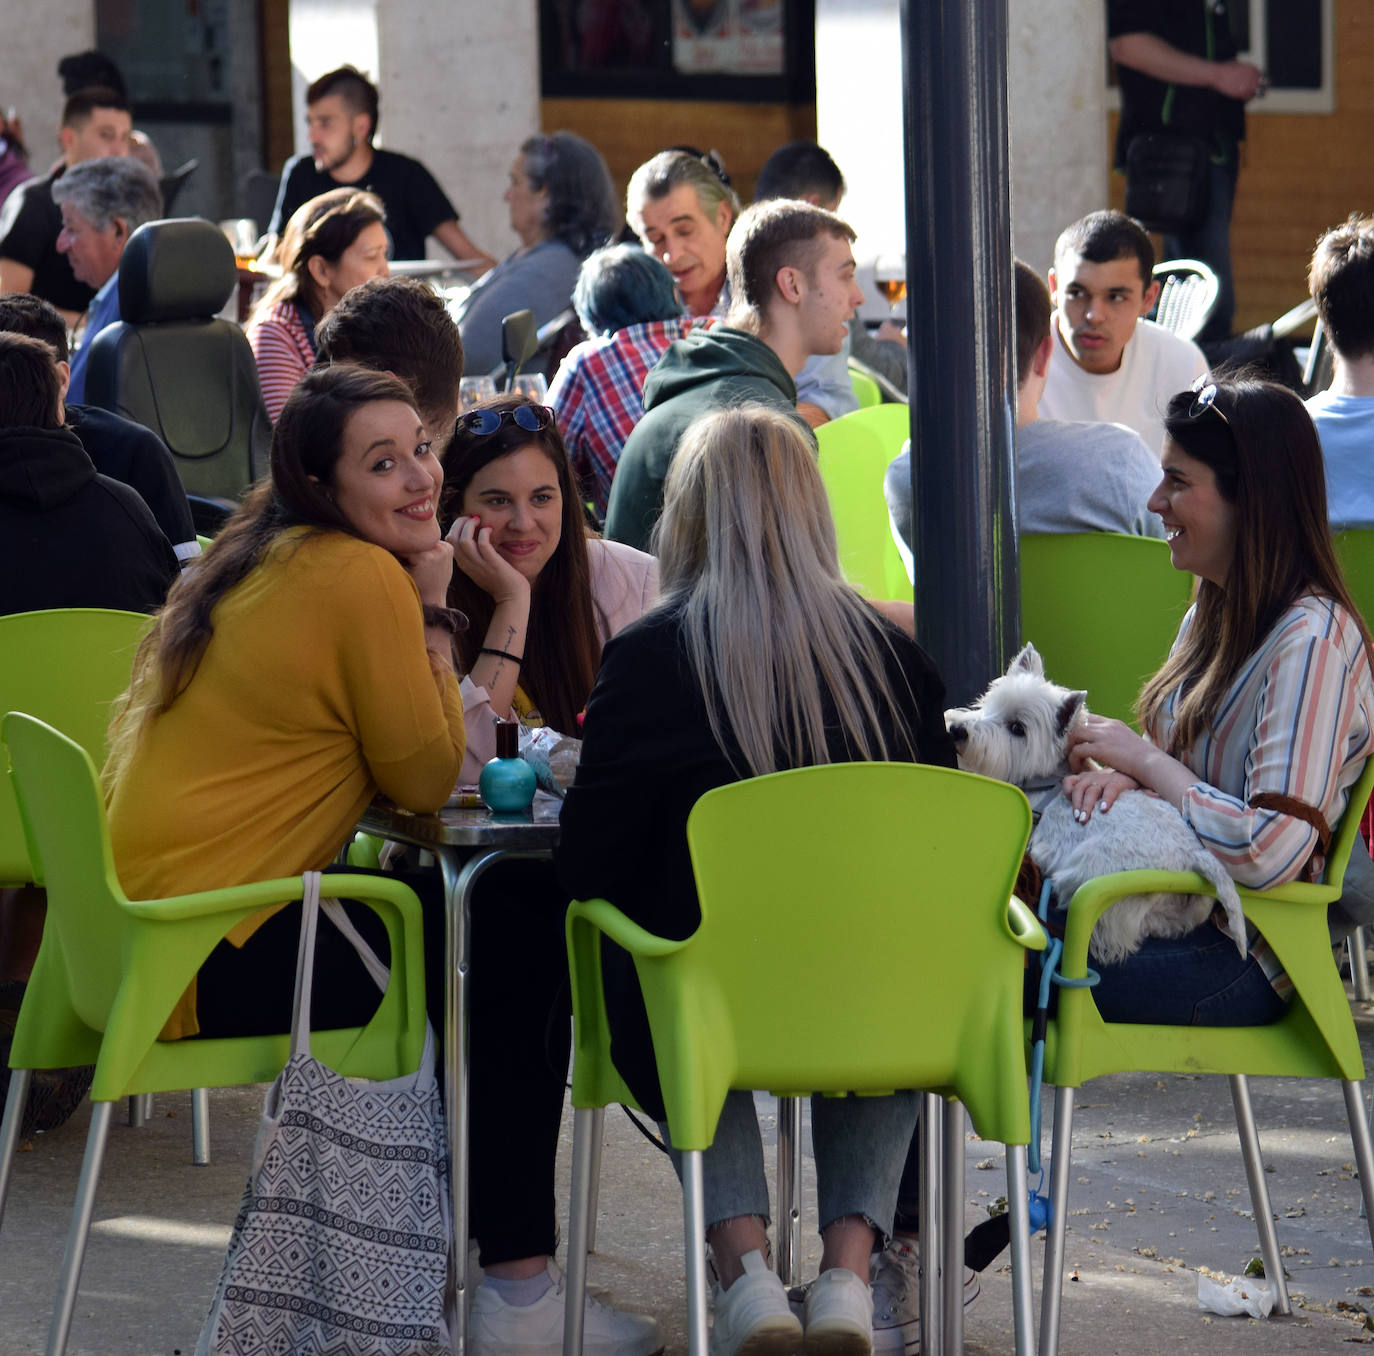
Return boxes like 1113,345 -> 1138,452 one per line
0,424 -> 179,617
65,403 -> 197,560
556,602 -> 956,1113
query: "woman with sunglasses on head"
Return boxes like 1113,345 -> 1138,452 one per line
1060,376 -> 1374,1025
247,187 -> 391,421
436,392 -> 661,1354
443,394 -> 657,781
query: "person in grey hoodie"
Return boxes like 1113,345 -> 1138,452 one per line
604,198 -> 864,553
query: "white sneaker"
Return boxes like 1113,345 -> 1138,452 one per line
469,1259 -> 663,1356
710,1250 -> 804,1356
870,1238 -> 980,1356
802,1268 -> 873,1356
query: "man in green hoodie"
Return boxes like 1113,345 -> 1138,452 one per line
604,198 -> 864,552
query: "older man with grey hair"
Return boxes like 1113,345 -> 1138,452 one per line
52,155 -> 162,402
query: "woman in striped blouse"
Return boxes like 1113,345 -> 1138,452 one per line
247,188 -> 390,421
1063,376 -> 1374,1024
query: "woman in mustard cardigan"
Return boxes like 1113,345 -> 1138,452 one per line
103,364 -> 465,1039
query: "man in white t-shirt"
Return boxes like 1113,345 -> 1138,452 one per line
1304,214 -> 1374,529
1039,209 -> 1208,456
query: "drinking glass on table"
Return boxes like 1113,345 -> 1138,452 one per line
459,376 -> 497,409
508,373 -> 548,403
873,254 -> 908,321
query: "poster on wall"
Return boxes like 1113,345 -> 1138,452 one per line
672,0 -> 784,76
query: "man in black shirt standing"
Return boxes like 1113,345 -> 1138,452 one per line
1108,0 -> 1264,342
267,66 -> 494,270
0,87 -> 132,326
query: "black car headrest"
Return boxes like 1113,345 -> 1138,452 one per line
118,218 -> 237,324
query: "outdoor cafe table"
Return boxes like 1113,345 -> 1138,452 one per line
358,790 -> 562,1355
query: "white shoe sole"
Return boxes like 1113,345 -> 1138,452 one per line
801,1324 -> 872,1356
716,1315 -> 803,1356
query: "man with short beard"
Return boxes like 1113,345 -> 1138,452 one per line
267,65 -> 493,270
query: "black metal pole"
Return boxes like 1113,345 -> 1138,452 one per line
900,0 -> 1018,706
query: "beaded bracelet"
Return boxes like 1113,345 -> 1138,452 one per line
479,646 -> 524,665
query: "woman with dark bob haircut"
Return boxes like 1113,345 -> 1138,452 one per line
103,363 -> 464,1040
436,392 -> 662,1350
247,187 -> 390,420
454,131 -> 621,374
1062,375 -> 1374,1025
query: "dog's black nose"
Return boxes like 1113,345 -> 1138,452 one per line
947,722 -> 967,744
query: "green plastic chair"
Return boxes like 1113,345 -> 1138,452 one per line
815,404 -> 912,603
564,762 -> 1045,1356
1020,532 -> 1194,725
1334,530 -> 1374,629
849,363 -> 882,409
0,714 -> 430,1356
0,608 -> 149,888
1037,753 -> 1374,1354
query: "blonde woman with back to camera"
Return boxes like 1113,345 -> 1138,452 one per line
558,404 -> 960,1356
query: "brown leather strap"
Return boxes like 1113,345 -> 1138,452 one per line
1016,854 -> 1045,910
1248,791 -> 1333,882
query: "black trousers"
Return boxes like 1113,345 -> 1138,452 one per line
195,857 -> 572,1268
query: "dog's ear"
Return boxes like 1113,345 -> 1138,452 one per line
1056,690 -> 1087,735
1010,643 -> 1043,678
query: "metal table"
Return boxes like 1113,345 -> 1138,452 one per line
359,791 -> 562,1355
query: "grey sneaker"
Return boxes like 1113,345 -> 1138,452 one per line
870,1238 -> 980,1355
710,1250 -> 804,1356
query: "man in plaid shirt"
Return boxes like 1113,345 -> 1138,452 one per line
549,244 -> 712,518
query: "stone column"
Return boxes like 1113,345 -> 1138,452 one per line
816,0 -> 1106,276
287,0 -> 539,261
4,6 -> 98,170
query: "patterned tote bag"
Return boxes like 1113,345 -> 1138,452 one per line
197,871 -> 453,1355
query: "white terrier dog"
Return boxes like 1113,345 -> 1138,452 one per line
945,644 -> 1246,965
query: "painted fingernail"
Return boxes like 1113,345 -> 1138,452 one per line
1099,799 -> 1109,812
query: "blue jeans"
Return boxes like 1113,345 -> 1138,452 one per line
1163,143 -> 1239,343
663,1088 -> 919,1240
1067,913 -> 1286,1026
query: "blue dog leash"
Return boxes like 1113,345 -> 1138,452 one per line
1025,877 -> 1100,1232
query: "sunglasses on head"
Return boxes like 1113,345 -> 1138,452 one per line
1188,379 -> 1231,431
454,403 -> 555,439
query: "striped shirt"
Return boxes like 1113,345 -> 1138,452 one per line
1151,596 -> 1374,997
246,299 -> 315,423
549,317 -> 713,516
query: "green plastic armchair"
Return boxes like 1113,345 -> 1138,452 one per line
849,364 -> 882,409
815,404 -> 912,602
1037,753 -> 1374,1354
1020,532 -> 1194,725
0,714 -> 430,1356
564,761 -> 1044,1356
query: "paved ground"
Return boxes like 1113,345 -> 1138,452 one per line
4,994 -> 1374,1353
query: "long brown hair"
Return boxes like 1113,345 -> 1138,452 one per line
251,187 -> 385,325
104,365 -> 418,788
441,395 -> 600,734
1137,376 -> 1371,752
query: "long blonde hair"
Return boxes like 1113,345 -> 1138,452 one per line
652,404 -> 918,776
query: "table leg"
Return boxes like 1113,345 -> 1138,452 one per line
919,1092 -> 943,1356
442,847 -> 554,1356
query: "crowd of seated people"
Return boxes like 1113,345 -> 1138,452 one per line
9,38 -> 1374,1356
